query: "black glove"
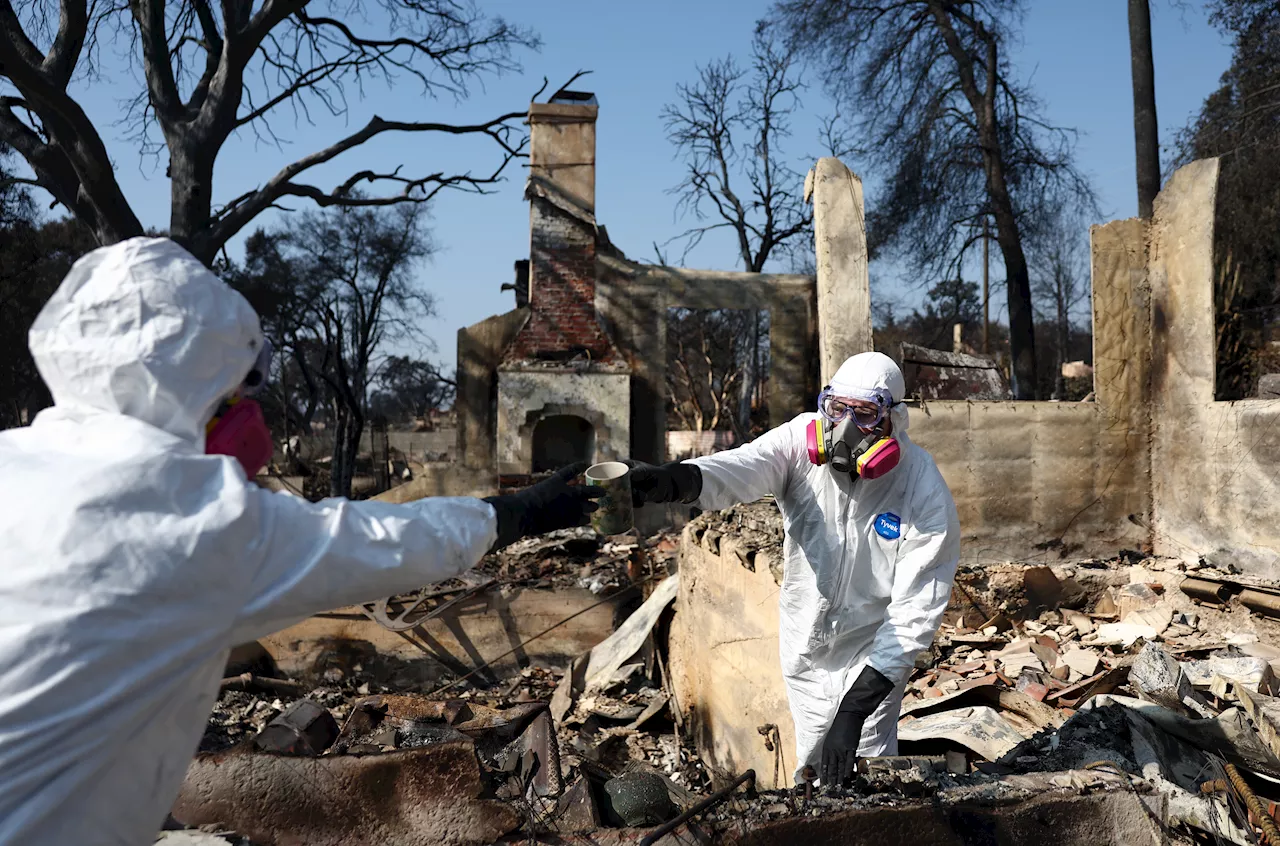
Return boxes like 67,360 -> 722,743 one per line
626,460 -> 702,507
820,665 -> 895,788
483,462 -> 604,552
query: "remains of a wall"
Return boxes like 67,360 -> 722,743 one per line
1149,159 -> 1280,575
908,401 -> 1148,560
807,157 -> 873,384
457,309 -> 528,470
905,215 -> 1152,561
494,369 -> 630,475
667,510 -> 796,788
259,585 -> 619,684
596,258 -> 818,472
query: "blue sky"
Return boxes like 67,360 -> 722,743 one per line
48,1 -> 1233,372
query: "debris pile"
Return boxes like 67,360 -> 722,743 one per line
174,528 -> 1280,845
878,555 -> 1280,844
547,575 -> 714,827
178,573 -> 706,844
477,526 -> 678,593
907,558 -> 1280,716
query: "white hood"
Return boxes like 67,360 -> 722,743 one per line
0,237 -> 498,843
829,351 -> 910,434
27,237 -> 263,443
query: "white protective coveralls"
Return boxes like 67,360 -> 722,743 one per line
0,238 -> 498,845
687,352 -> 961,780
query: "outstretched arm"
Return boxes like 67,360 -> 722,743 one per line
684,416 -> 806,510
231,465 -> 601,641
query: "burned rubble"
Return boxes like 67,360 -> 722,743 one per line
162,504 -> 1280,845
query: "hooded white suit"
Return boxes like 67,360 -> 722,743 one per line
0,238 -> 497,844
688,352 -> 961,780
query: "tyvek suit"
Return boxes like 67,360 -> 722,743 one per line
687,353 -> 961,781
0,238 -> 498,845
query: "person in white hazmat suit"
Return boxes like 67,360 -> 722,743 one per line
630,352 -> 960,787
0,237 -> 604,845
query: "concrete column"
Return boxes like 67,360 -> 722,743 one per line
1147,159 -> 1237,564
1090,218 -> 1150,419
596,272 -> 667,465
1149,159 -> 1220,410
1088,217 -> 1154,545
807,157 -> 873,384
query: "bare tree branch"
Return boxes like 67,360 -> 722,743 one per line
661,29 -> 813,274
205,107 -> 528,254
0,1 -> 540,262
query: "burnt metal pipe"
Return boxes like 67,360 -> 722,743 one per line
1225,762 -> 1280,844
1180,577 -> 1232,604
638,769 -> 756,846
1239,590 -> 1280,620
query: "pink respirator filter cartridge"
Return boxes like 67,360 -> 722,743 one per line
855,437 -> 901,480
206,399 -> 273,478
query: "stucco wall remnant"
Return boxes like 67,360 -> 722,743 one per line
1148,159 -> 1280,575
457,308 -> 528,470
667,504 -> 794,787
904,210 -> 1153,561
807,157 -> 874,385
903,159 -> 1280,569
909,400 -> 1149,561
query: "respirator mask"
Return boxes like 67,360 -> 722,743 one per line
206,338 -> 274,479
804,385 -> 901,479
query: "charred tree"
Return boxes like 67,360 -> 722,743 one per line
771,0 -> 1097,399
0,1 -> 539,265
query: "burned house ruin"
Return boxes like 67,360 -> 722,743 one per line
447,93 -> 871,503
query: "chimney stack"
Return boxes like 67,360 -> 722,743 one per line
528,91 -> 597,214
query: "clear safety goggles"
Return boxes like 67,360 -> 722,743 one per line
817,386 -> 891,428
240,338 -> 272,398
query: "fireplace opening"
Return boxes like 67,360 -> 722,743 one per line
531,415 -> 596,472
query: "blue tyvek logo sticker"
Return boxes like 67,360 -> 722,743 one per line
874,512 -> 901,541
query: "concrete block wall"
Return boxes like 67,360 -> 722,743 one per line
908,159 -> 1280,570
908,401 -> 1148,561
906,211 -> 1152,561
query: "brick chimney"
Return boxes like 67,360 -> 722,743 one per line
495,92 -> 630,476
502,91 -> 620,365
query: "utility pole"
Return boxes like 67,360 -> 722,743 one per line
982,216 -> 990,354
